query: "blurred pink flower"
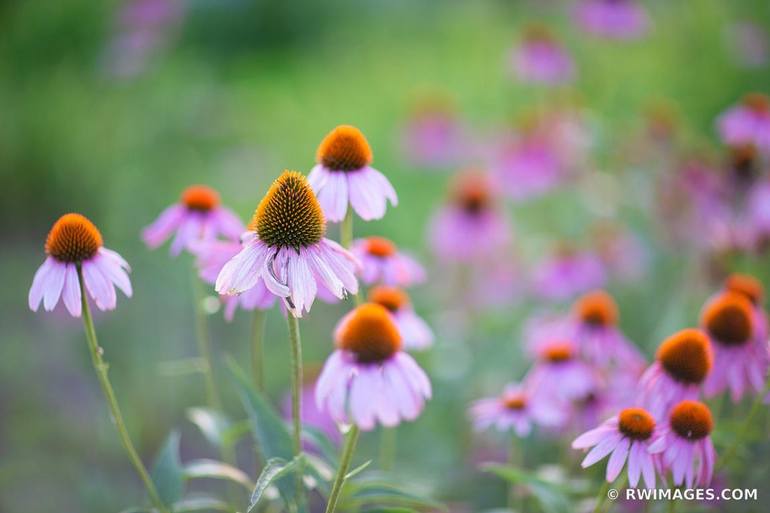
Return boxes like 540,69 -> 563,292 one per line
525,339 -> 598,402
143,185 -> 244,256
531,245 -> 607,301
511,26 -> 575,85
30,214 -> 132,318
649,400 -> 716,488
574,0 -> 650,40
429,171 -> 512,262
308,125 -> 397,222
350,237 -> 425,287
492,133 -> 566,201
284,380 -> 341,445
368,286 -> 434,350
700,292 -> 769,402
315,304 -> 431,430
470,382 -> 566,436
401,96 -> 465,168
716,93 -> 770,152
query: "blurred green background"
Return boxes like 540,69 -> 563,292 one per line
2,0 -> 770,512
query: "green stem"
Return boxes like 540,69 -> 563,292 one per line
250,309 -> 267,392
191,265 -> 221,409
287,312 -> 305,505
77,267 -> 169,513
507,435 -> 519,511
717,375 -> 770,471
592,480 -> 610,513
324,425 -> 361,513
378,427 -> 396,471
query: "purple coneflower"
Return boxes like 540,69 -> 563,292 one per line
315,303 -> 431,430
470,383 -> 565,437
701,292 -> 769,401
493,132 -> 565,201
401,96 -> 464,168
572,407 -> 659,488
307,125 -> 397,222
193,239 -> 276,320
531,245 -> 606,301
429,171 -> 512,262
724,273 -> 768,343
368,285 -> 433,350
215,171 -> 358,317
526,339 -> 597,402
284,377 -> 342,445
511,25 -> 575,85
716,93 -> 770,153
649,400 -> 716,488
143,185 -> 244,256
571,290 -> 645,372
350,236 -> 425,287
29,213 -> 132,317
574,0 -> 650,40
638,329 -> 712,418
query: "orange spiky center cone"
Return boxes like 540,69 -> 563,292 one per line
657,328 -> 712,385
45,213 -> 103,263
702,293 -> 754,346
502,391 -> 527,411
368,285 -> 410,312
248,171 -> 326,250
575,290 -> 619,327
725,273 -> 763,306
669,400 -> 713,440
336,303 -> 402,364
181,185 -> 220,212
316,125 -> 373,171
743,93 -> 770,115
365,236 -> 397,258
618,407 -> 655,441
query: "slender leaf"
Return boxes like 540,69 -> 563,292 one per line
247,455 -> 305,513
157,358 -> 207,377
150,431 -> 185,507
172,495 -> 230,512
184,459 -> 254,490
302,425 -> 340,464
343,481 -> 444,511
482,463 -> 571,513
186,407 -> 231,448
345,459 -> 372,480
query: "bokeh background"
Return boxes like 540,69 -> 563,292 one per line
2,0 -> 770,512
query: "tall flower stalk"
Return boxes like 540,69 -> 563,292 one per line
78,267 -> 169,513
324,425 -> 361,513
251,309 -> 267,391
191,265 -> 222,409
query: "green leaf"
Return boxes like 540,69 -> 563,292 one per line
172,495 -> 230,512
302,425 -> 340,464
184,459 -> 255,490
345,459 -> 372,480
226,359 -> 301,509
157,357 -> 207,377
343,480 -> 444,511
482,463 -> 570,513
303,453 -> 334,495
186,407 -> 231,448
247,455 -> 305,513
150,431 -> 185,507
362,508 -> 422,513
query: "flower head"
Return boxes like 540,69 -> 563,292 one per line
470,383 -> 566,437
574,0 -> 650,40
572,407 -> 659,488
701,291 -> 769,401
649,400 -> 716,488
493,132 -> 567,201
638,329 -> 712,418
315,303 -> 431,430
511,25 -> 575,85
215,171 -> 358,317
526,338 -> 598,402
308,125 -> 398,222
571,291 -> 645,371
429,171 -> 512,262
716,93 -> 770,153
142,184 -> 245,256
369,285 -> 434,350
29,213 -> 132,317
531,245 -> 607,301
350,236 -> 426,287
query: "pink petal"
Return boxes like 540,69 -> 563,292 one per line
606,437 -> 630,482
42,260 -> 67,311
62,264 -> 82,317
29,257 -> 55,311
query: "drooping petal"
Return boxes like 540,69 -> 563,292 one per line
215,240 -> 270,295
142,204 -> 186,248
61,264 -> 82,317
581,432 -> 622,468
606,437 -> 630,482
42,260 -> 67,311
95,251 -> 132,297
311,167 -> 349,223
29,257 -> 56,311
82,260 -> 117,310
